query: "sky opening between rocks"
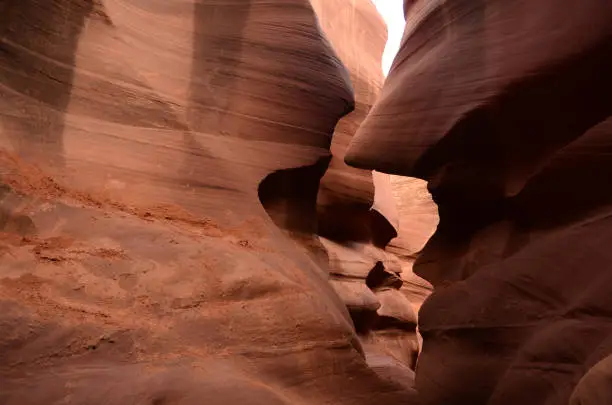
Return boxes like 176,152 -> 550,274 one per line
371,0 -> 406,75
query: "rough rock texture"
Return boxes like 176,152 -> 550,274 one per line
0,1 -> 422,404
346,1 -> 612,405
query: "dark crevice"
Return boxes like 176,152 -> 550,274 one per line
366,262 -> 403,290
350,308 -> 380,335
257,155 -> 332,265
258,156 -> 331,236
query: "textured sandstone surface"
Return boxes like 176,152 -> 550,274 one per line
346,1 -> 612,405
0,0 -> 428,404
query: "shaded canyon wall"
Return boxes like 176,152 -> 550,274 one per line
347,1 -> 612,404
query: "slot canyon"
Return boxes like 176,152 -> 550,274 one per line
0,1 -> 611,404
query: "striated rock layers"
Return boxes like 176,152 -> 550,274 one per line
347,1 -> 612,404
0,1 -> 423,404
312,0 -> 387,244
310,0 -> 438,385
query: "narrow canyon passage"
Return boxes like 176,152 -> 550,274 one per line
1,1 -> 612,405
0,1 -> 428,404
257,0 -> 438,390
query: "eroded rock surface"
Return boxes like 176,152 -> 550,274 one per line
306,0 -> 438,384
346,1 -> 612,404
0,1 -> 423,404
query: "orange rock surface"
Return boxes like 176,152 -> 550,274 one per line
0,1 -> 427,404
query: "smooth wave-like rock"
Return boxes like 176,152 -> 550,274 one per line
346,1 -> 612,405
308,0 -> 436,382
312,0 -> 391,245
570,354 -> 612,405
0,1 -> 420,404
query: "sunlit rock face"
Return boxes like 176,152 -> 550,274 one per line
0,1 -> 427,404
346,1 -> 612,404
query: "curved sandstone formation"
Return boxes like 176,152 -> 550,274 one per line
312,0 -> 392,245
346,1 -> 612,404
570,354 -> 612,405
308,0 -> 438,382
386,175 -> 437,317
0,1 -> 420,404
